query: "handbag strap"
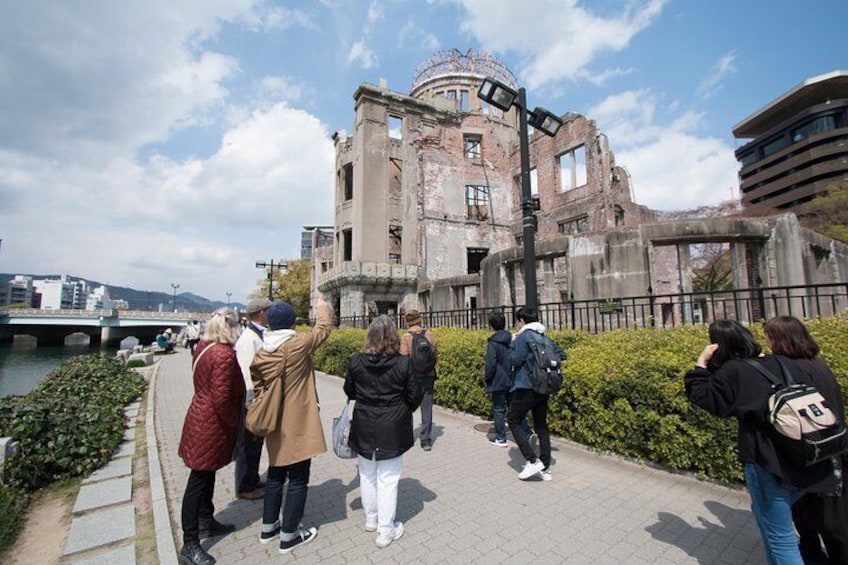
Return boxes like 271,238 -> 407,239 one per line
192,343 -> 214,374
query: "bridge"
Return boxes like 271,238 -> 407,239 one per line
0,309 -> 212,347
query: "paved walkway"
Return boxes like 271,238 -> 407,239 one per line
151,349 -> 766,564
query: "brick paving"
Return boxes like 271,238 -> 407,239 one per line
152,349 -> 766,564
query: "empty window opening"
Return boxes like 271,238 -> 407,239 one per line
559,145 -> 587,191
464,135 -> 481,159
342,229 -> 353,261
466,185 -> 489,220
467,248 -> 489,274
530,168 -> 538,196
389,116 -> 403,140
343,163 -> 353,201
614,204 -> 625,227
558,215 -> 589,235
460,90 -> 469,111
388,224 -> 402,264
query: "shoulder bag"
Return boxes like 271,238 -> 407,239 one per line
332,400 -> 356,459
246,355 -> 286,437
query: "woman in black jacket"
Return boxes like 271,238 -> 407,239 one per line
764,316 -> 847,564
344,315 -> 423,549
685,319 -> 836,565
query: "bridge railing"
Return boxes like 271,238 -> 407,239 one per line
0,309 -> 210,321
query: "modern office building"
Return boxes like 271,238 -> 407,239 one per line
3,275 -> 34,307
733,70 -> 848,211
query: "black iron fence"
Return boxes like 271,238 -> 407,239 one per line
333,282 -> 848,333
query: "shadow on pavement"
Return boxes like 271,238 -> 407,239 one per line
645,500 -> 760,564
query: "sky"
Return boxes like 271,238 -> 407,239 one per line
1,0 -> 846,304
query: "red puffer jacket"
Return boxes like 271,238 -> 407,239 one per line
178,341 -> 245,471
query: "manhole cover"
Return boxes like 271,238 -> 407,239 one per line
473,422 -> 494,434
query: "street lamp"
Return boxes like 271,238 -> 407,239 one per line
478,77 -> 563,311
171,283 -> 179,313
226,292 -> 232,306
255,260 -> 287,301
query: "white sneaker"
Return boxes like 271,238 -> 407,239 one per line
488,437 -> 508,447
365,520 -> 377,532
375,521 -> 404,548
518,460 -> 545,480
540,466 -> 552,481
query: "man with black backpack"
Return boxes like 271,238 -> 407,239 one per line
401,310 -> 437,451
508,307 -> 566,481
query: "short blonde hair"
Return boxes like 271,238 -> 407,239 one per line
203,307 -> 240,345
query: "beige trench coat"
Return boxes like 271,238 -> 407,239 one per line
250,301 -> 332,467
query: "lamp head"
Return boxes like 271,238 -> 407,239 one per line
477,77 -> 517,112
528,107 -> 563,137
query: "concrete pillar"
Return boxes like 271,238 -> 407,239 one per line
676,244 -> 693,323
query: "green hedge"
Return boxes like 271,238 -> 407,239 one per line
0,354 -> 147,554
314,319 -> 848,485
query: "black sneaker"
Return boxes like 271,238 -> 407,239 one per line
259,522 -> 280,545
278,526 -> 318,554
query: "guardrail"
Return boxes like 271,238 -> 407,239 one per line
332,282 -> 848,333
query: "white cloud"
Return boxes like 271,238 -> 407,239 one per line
589,90 -> 739,211
0,1 -> 334,301
458,0 -> 667,89
697,51 -> 738,99
348,40 -> 379,69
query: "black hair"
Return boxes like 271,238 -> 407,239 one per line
488,312 -> 506,331
516,307 -> 538,324
707,319 -> 762,369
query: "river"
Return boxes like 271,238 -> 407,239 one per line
0,336 -> 127,398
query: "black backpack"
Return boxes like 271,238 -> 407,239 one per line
746,356 -> 848,467
410,331 -> 436,376
528,334 -> 565,395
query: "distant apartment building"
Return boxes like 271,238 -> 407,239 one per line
3,275 -> 34,306
733,70 -> 848,211
301,226 -> 333,260
85,285 -> 114,310
28,275 -> 113,310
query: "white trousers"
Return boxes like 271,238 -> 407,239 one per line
358,454 -> 404,535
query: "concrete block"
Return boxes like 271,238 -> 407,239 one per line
69,544 -> 136,565
116,349 -> 131,363
73,476 -> 132,513
113,440 -> 136,459
127,352 -> 153,366
83,457 -> 131,484
64,504 -> 135,555
0,437 -> 21,485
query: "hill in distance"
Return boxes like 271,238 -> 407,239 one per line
0,273 -> 245,312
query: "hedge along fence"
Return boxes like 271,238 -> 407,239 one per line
313,318 -> 848,485
0,355 -> 147,553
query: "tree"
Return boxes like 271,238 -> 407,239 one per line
796,181 -> 848,243
691,243 -> 733,293
252,259 -> 311,319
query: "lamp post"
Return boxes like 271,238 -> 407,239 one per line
477,77 -> 563,312
255,260 -> 287,301
226,292 -> 232,306
171,283 -> 179,313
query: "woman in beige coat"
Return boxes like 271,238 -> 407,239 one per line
250,299 -> 332,555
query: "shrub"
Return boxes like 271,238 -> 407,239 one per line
0,355 -> 147,491
125,359 -> 147,368
314,318 -> 848,486
0,485 -> 28,554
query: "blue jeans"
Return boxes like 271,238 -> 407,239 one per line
745,463 -> 803,565
262,459 -> 311,533
491,391 -> 532,442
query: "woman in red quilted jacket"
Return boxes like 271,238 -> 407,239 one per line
177,307 -> 245,565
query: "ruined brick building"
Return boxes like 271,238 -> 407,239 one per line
311,49 -> 848,325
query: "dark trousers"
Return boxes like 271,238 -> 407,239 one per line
262,459 -> 311,533
418,376 -> 435,443
235,400 -> 264,493
181,469 -> 216,543
508,389 -> 551,467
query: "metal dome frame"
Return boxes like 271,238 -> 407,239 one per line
410,48 -> 517,92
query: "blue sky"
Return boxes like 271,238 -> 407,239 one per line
1,0 -> 845,303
